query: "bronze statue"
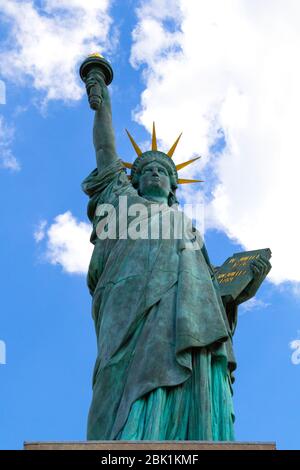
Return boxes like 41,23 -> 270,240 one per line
80,54 -> 271,440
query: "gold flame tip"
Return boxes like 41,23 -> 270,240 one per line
88,52 -> 104,58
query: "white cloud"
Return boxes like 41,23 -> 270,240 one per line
291,284 -> 300,297
239,297 -> 270,315
0,81 -> 18,171
290,339 -> 300,365
0,148 -> 20,171
130,0 -> 300,285
37,211 -> 92,274
34,220 -> 48,243
0,116 -> 20,171
0,0 -> 114,102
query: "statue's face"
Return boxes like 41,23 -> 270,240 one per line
138,161 -> 171,201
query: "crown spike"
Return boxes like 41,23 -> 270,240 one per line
122,161 -> 133,169
176,156 -> 201,171
151,122 -> 157,151
126,129 -> 142,156
167,132 -> 182,158
178,178 -> 204,184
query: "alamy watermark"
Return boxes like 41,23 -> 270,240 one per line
95,196 -> 204,250
0,340 -> 6,365
0,80 -> 7,365
290,339 -> 300,365
0,79 -> 6,105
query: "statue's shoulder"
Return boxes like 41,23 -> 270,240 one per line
82,159 -> 137,221
82,159 -> 133,198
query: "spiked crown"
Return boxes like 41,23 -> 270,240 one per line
123,123 -> 203,185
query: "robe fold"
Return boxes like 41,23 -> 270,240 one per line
82,159 -> 237,440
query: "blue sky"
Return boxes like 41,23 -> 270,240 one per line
0,0 -> 300,450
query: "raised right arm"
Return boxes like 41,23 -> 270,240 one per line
85,71 -> 118,171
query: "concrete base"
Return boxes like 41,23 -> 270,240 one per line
24,441 -> 276,451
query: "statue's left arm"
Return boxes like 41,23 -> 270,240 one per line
222,254 -> 271,335
201,245 -> 271,335
234,255 -> 272,305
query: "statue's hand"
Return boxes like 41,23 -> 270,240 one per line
235,254 -> 272,305
85,70 -> 110,110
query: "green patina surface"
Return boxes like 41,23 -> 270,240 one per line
80,61 -> 271,441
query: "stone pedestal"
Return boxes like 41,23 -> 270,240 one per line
24,441 -> 276,451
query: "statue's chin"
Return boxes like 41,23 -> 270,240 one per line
142,186 -> 168,197
140,192 -> 168,204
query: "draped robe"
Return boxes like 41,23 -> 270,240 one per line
82,159 -> 237,440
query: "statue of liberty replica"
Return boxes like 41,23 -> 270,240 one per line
80,54 -> 271,441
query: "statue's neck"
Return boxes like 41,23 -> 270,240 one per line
143,194 -> 168,205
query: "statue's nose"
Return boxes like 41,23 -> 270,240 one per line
152,168 -> 159,176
